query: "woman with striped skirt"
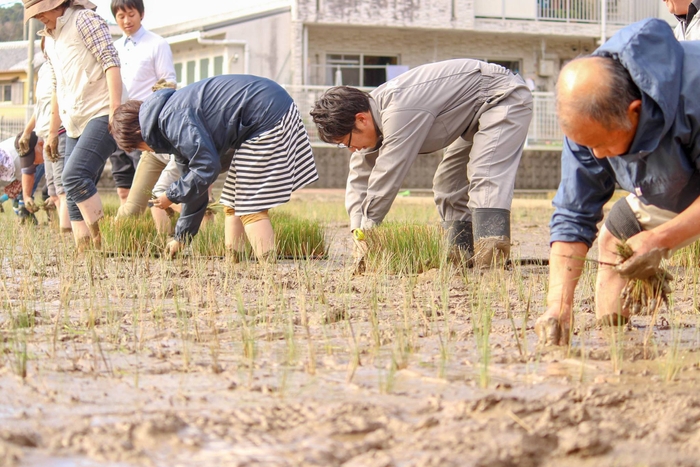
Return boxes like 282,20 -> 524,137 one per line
109,75 -> 318,259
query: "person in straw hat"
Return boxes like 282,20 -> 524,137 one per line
23,0 -> 126,249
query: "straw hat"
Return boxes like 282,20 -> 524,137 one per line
23,0 -> 97,23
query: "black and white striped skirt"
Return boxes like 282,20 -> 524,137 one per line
219,103 -> 318,215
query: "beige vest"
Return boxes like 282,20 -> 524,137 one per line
42,7 -> 114,138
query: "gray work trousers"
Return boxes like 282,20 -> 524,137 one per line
433,84 -> 532,223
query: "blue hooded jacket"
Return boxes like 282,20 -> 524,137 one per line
139,75 -> 293,242
550,18 -> 700,247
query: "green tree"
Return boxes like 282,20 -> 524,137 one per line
0,2 -> 25,42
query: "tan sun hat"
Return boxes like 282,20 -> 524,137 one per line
23,0 -> 97,23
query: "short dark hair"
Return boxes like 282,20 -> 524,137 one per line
310,86 -> 370,143
110,0 -> 144,17
557,55 -> 642,131
110,100 -> 144,153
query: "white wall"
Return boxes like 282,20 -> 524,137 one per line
167,11 -> 292,85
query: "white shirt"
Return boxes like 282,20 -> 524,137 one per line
34,63 -> 53,139
114,26 -> 176,101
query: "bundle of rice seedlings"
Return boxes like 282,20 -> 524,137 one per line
364,223 -> 444,275
272,211 -> 326,259
102,214 -> 168,257
616,241 -> 672,315
190,210 -> 325,259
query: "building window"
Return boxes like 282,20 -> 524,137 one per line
186,61 -> 196,85
214,56 -> 224,76
1,84 -> 11,102
487,59 -> 521,75
174,63 -> 183,83
200,58 -> 210,80
325,54 -> 398,87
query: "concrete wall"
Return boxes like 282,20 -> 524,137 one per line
304,24 -> 594,91
297,0 -> 476,30
308,147 -> 562,190
98,148 -> 561,191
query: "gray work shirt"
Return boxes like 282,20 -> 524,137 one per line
347,59 -> 528,230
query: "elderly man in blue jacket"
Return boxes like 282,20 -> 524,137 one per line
536,18 -> 700,346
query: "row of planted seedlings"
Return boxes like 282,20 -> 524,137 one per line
10,194 -> 700,388
100,200 -> 327,260
0,198 -> 550,390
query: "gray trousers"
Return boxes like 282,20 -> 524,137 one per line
43,133 -> 67,197
433,85 -> 532,223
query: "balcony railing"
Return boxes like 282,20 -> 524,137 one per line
0,106 -> 32,141
475,0 -> 659,25
284,85 -> 563,149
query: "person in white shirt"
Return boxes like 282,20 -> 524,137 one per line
110,0 -> 181,233
663,0 -> 700,40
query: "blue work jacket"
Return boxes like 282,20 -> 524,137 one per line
550,18 -> 700,247
139,75 -> 292,242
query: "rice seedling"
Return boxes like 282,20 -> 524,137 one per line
471,289 -> 493,388
6,332 -> 28,379
670,239 -> 700,268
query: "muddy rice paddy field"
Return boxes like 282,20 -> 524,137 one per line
2,190 -> 700,467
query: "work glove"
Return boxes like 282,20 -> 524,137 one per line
165,238 -> 185,259
17,132 -> 31,155
351,229 -> 369,275
614,248 -> 669,280
44,133 -> 60,162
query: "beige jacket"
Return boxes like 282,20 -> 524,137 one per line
42,7 -> 117,137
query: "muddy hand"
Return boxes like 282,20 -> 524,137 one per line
351,229 -> 368,275
165,239 -> 184,259
534,315 -> 571,346
17,132 -> 31,155
24,197 -> 38,213
615,248 -> 668,280
45,134 -> 60,162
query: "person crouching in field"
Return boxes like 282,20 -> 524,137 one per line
110,75 -> 319,259
536,18 -> 700,346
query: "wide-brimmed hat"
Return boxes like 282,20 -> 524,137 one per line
23,0 -> 97,23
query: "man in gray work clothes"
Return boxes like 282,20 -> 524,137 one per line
311,59 -> 532,269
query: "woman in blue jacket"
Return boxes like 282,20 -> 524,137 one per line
110,75 -> 318,258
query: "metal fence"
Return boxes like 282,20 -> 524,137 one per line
284,85 -> 563,148
0,106 -> 32,142
476,0 -> 659,24
539,0 -> 659,23
0,92 -> 565,149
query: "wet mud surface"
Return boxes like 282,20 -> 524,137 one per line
2,193 -> 700,466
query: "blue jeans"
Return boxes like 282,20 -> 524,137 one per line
62,116 -> 117,221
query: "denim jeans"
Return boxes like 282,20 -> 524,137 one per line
62,116 -> 117,221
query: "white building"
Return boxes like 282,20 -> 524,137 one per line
140,1 -> 675,188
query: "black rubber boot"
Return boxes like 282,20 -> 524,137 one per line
472,208 -> 511,269
442,220 -> 474,266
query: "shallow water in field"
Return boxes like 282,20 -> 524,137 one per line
2,192 -> 700,466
